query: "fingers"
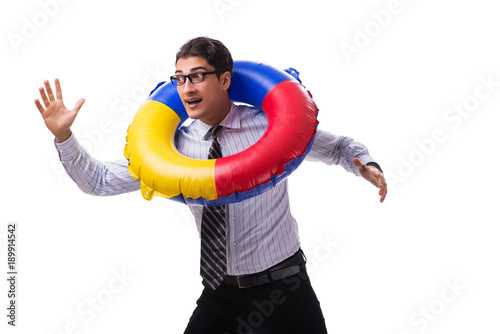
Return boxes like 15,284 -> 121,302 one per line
378,176 -> 388,203
370,169 -> 387,203
55,78 -> 63,100
39,79 -> 62,108
380,190 -> 387,203
44,80 -> 55,103
73,98 -> 85,113
34,99 -> 44,113
39,85 -> 50,107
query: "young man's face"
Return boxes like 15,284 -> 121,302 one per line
175,56 -> 231,126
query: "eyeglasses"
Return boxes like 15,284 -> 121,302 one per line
170,71 -> 219,86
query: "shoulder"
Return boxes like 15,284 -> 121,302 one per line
234,104 -> 267,126
235,103 -> 264,116
176,119 -> 206,145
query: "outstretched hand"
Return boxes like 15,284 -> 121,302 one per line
34,78 -> 85,143
353,158 -> 387,203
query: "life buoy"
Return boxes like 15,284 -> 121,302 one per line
124,61 -> 319,206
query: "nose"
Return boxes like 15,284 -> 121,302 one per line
182,79 -> 196,94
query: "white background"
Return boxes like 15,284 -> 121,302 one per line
1,0 -> 499,333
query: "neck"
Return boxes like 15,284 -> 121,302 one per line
204,96 -> 232,126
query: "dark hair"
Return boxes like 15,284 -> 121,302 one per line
176,37 -> 233,78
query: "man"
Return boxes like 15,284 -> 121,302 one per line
35,37 -> 387,333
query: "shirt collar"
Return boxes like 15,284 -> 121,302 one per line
200,102 -> 241,140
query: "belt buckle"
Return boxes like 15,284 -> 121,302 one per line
236,274 -> 255,288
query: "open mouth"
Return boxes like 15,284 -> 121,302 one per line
186,98 -> 202,106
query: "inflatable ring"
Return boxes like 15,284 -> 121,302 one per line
124,61 -> 319,206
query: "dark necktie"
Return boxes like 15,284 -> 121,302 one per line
200,125 -> 227,290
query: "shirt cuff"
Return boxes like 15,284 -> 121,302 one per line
54,133 -> 82,162
358,155 -> 383,172
357,154 -> 375,166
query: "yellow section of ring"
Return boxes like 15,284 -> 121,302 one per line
124,100 -> 217,201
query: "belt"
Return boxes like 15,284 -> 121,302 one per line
223,250 -> 306,288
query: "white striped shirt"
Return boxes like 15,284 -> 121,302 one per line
55,102 -> 376,275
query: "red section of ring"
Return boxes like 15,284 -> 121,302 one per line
214,80 -> 319,197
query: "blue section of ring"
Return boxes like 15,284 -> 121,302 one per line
230,61 -> 296,107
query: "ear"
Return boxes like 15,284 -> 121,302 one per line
220,71 -> 231,91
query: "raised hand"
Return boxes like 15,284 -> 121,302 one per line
35,78 -> 85,143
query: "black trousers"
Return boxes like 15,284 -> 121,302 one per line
183,265 -> 328,334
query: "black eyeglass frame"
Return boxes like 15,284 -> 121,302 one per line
170,71 -> 220,86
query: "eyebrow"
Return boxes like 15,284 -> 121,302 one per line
175,66 -> 209,74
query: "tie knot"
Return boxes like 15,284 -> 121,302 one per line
209,125 -> 224,139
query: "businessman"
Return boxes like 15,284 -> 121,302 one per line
35,37 -> 387,333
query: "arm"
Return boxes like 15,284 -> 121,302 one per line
307,129 -> 387,202
55,134 -> 140,195
306,129 -> 374,174
36,79 -> 140,195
